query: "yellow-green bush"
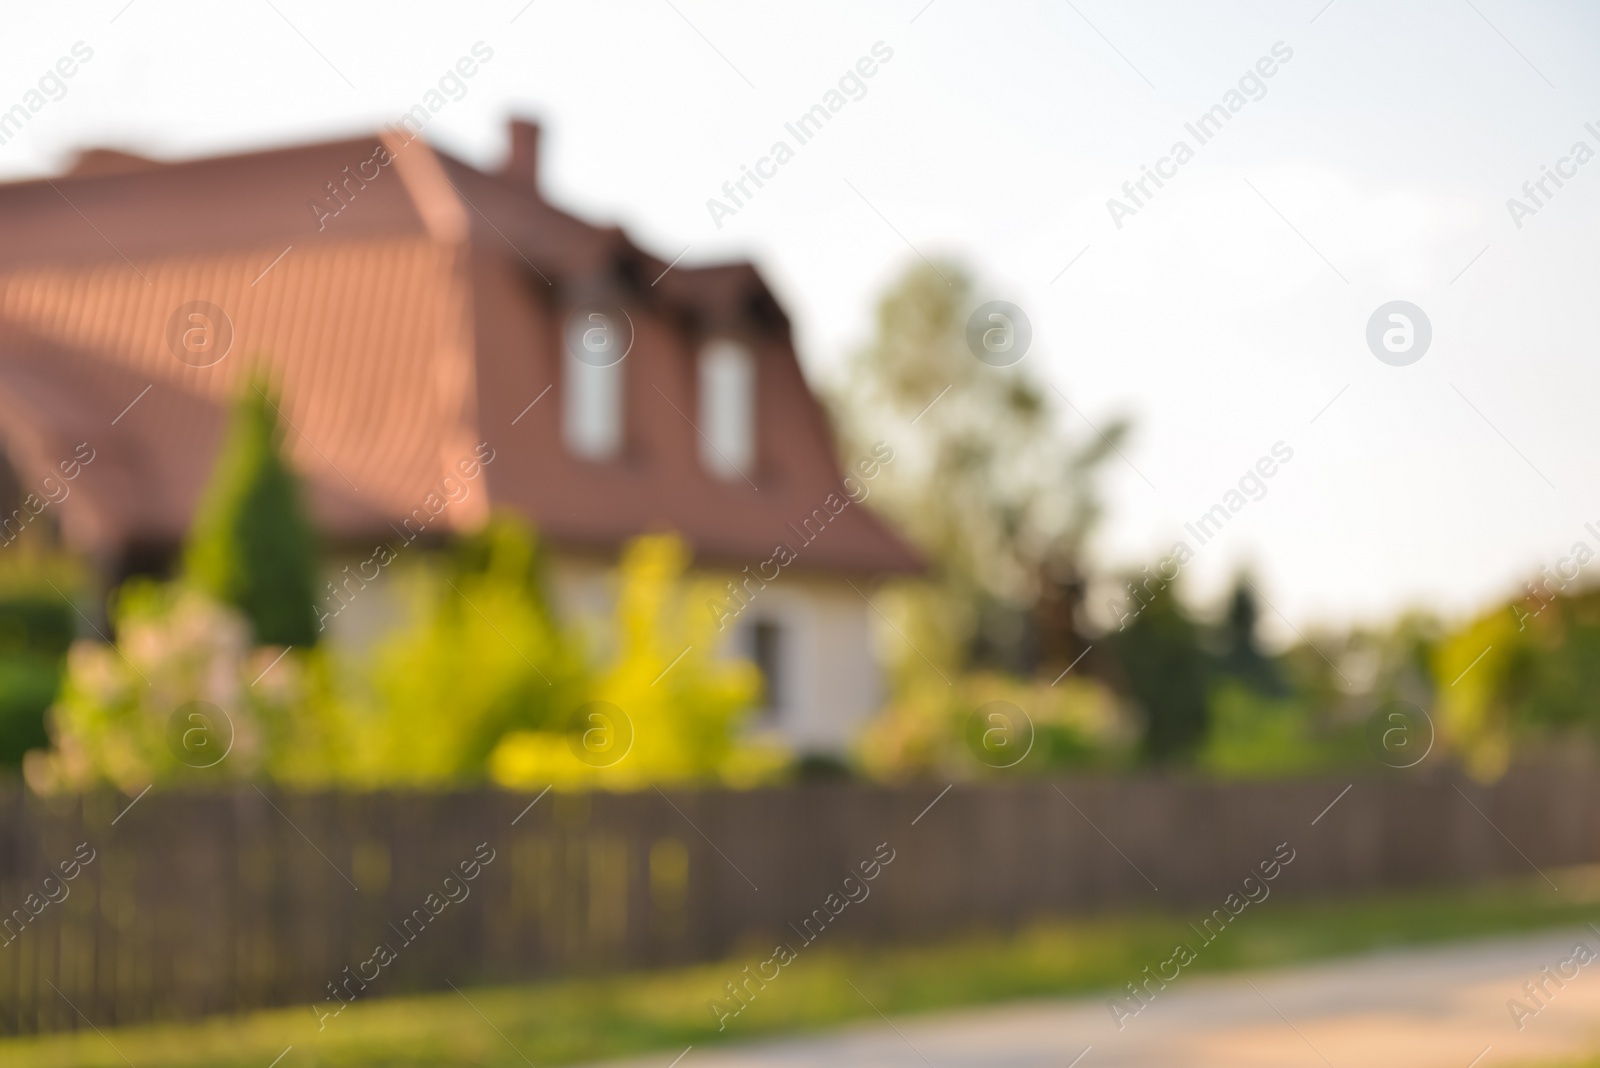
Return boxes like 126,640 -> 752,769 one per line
30,520 -> 783,792
489,532 -> 782,790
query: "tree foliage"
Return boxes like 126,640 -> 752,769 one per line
828,259 -> 1126,677
184,376 -> 320,647
1109,580 -> 1212,763
1212,576 -> 1284,695
1433,588 -> 1600,781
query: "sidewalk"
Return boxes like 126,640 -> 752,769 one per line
590,928 -> 1600,1068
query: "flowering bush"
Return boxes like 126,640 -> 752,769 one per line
24,581 -> 308,792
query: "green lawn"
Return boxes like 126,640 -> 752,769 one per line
7,870 -> 1600,1068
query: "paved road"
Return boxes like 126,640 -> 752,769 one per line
593,929 -> 1600,1068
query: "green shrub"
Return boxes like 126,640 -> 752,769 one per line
0,567 -> 81,769
184,375 -> 320,647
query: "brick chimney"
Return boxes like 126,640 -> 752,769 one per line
502,119 -> 541,191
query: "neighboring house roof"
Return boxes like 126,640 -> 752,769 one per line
0,121 -> 922,576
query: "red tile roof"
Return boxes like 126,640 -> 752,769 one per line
0,122 -> 922,577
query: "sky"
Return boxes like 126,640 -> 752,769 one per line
4,0 -> 1599,640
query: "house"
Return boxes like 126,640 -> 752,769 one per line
0,119 -> 921,755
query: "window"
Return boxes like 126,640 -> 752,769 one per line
563,344 -> 623,459
697,340 -> 755,479
748,619 -> 783,715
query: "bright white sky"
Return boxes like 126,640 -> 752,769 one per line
4,0 -> 1599,638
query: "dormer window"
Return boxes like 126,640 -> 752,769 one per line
563,308 -> 627,460
698,340 -> 754,479
564,351 -> 622,459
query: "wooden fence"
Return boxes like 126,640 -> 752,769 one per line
1,765 -> 1596,1035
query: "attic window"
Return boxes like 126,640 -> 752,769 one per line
697,340 -> 755,479
563,346 -> 624,460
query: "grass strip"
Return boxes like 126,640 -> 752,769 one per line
6,870 -> 1600,1068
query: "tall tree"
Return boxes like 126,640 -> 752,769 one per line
184,376 -> 320,646
827,260 -> 1126,673
1214,573 -> 1284,695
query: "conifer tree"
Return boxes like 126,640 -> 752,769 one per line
184,376 -> 320,647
